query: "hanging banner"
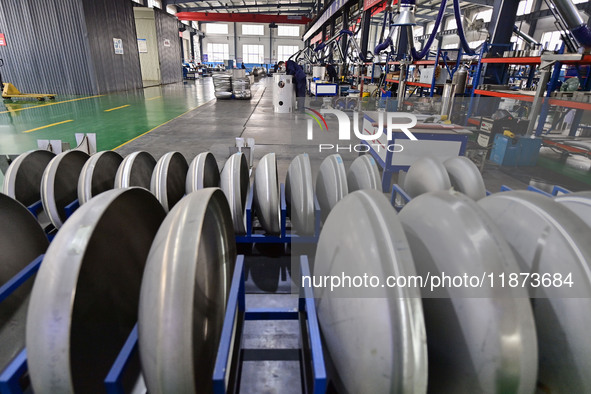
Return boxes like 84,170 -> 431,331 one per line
0,34 -> 6,46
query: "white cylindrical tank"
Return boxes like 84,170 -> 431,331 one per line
273,74 -> 294,113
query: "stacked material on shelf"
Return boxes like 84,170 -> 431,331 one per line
233,77 -> 252,99
212,73 -> 233,99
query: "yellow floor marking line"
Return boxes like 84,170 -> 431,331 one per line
104,104 -> 130,112
113,103 -> 208,151
23,119 -> 73,133
0,94 -> 104,114
147,96 -> 162,101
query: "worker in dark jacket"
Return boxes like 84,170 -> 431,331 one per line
286,60 -> 307,112
325,63 -> 338,83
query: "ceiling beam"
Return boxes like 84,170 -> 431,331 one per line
181,3 -> 315,11
176,11 -> 311,23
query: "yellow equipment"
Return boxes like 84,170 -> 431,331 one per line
0,59 -> 56,101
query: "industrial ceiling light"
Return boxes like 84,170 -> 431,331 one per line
392,0 -> 417,26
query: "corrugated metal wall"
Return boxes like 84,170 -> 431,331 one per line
0,0 -> 95,95
82,0 -> 143,93
154,8 -> 182,85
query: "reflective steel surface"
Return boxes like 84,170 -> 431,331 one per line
2,150 -> 56,207
403,156 -> 451,198
315,154 -> 348,222
150,151 -> 189,212
220,152 -> 250,235
114,151 -> 157,189
400,191 -> 538,393
0,193 -> 48,374
139,188 -> 236,394
26,188 -> 166,394
285,153 -> 315,236
346,155 -> 381,192
77,151 -> 123,205
555,191 -> 591,227
314,190 -> 427,394
253,153 -> 281,235
40,150 -> 90,228
479,191 -> 591,392
186,151 -> 220,193
443,156 -> 486,200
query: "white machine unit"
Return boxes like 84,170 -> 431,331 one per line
366,64 -> 382,78
419,66 -> 450,85
313,66 -> 326,80
273,74 -> 295,113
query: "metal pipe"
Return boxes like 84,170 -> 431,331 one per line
513,25 -> 540,46
552,0 -> 591,47
410,0 -> 447,59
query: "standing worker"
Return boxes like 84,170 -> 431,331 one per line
285,60 -> 307,112
241,62 -> 246,69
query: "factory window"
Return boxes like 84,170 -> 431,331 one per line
511,35 -> 525,51
243,44 -> 264,63
468,39 -> 485,48
541,30 -> 563,51
206,23 -> 229,35
147,0 -> 161,8
278,45 -> 299,62
445,18 -> 457,31
517,0 -> 534,16
413,25 -> 424,37
278,25 -> 300,37
166,5 -> 176,14
473,9 -> 493,23
207,43 -> 229,62
242,24 -> 264,35
442,43 -> 458,49
572,0 -> 587,3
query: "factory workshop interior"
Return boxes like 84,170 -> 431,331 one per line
1,0 -> 591,392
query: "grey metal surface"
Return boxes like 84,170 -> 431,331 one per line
346,155 -> 381,192
0,0 -> 95,95
555,191 -> 591,227
115,151 -> 157,189
399,191 -> 538,393
254,153 -> 281,235
220,152 -> 250,235
139,188 -> 236,394
26,188 -> 166,394
0,194 -> 48,374
443,156 -> 486,200
315,154 -> 348,222
479,191 -> 591,393
81,0 -> 142,93
40,150 -> 90,229
2,150 -> 55,206
150,151 -> 189,213
285,153 -> 315,236
154,8 -> 183,85
186,151 -> 220,193
77,151 -> 123,205
314,190 -> 427,394
403,156 -> 451,198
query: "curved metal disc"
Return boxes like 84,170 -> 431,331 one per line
555,191 -> 591,227
314,190 -> 427,393
443,156 -> 486,200
77,151 -> 123,205
315,154 -> 348,222
41,150 -> 90,228
479,191 -> 591,392
403,156 -> 451,198
0,194 -> 48,374
139,188 -> 236,394
220,152 -> 250,235
26,188 -> 166,394
399,191 -> 538,393
150,152 -> 189,213
285,153 -> 315,236
3,150 -> 56,206
114,151 -> 157,189
346,155 -> 381,192
253,153 -> 281,235
186,152 -> 220,193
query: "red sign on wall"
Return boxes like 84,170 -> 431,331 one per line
363,0 -> 383,11
0,34 -> 6,46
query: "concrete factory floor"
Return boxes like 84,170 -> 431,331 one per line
2,77 -> 591,393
